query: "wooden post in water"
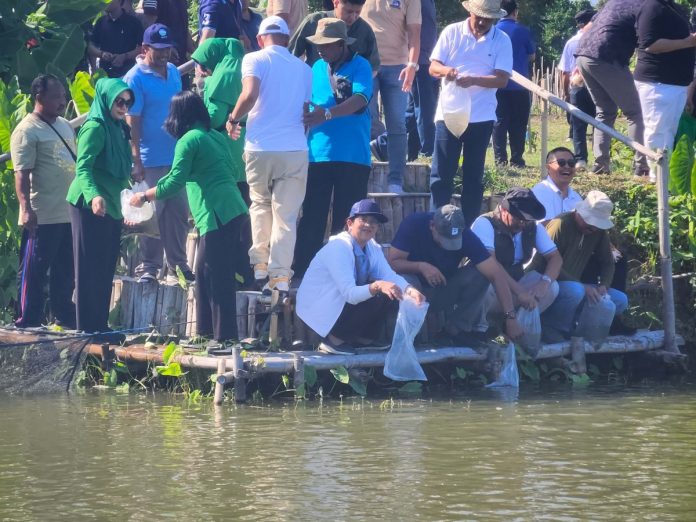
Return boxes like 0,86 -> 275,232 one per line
293,353 -> 305,399
213,357 -> 226,406
655,154 -> 678,353
570,336 -> 586,374
269,289 -> 280,347
540,74 -> 549,179
232,346 -> 247,403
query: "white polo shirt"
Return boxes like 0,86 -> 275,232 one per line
471,217 -> 557,264
558,30 -> 583,73
430,19 -> 512,123
532,177 -> 583,221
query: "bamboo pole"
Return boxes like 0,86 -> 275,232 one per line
213,357 -> 226,406
541,74 -> 549,179
293,353 -> 305,399
232,346 -> 247,402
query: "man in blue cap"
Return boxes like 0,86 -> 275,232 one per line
124,23 -> 193,284
297,199 -> 424,355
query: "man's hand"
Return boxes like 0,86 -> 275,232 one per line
444,67 -> 458,82
584,284 -> 606,304
129,193 -> 145,208
91,196 -> 106,217
372,280 -> 404,300
517,290 -> 537,310
20,208 -> 38,237
101,51 -> 114,63
303,102 -> 326,128
111,53 -> 126,68
131,158 -> 145,182
419,262 -> 446,287
455,75 -> 476,88
226,120 -> 242,140
405,285 -> 426,304
399,65 -> 416,92
504,317 -> 523,341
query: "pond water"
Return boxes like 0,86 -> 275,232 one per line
1,384 -> 695,521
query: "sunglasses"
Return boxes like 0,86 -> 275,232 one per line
114,97 -> 133,109
549,158 -> 576,168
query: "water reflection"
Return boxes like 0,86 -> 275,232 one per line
0,385 -> 695,520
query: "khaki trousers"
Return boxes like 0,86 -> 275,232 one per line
245,150 -> 308,279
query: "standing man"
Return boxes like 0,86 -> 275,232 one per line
428,0 -> 512,224
575,0 -> 649,176
228,16 -> 313,293
293,19 -> 374,277
492,0 -> 535,168
363,0 -> 421,193
557,8 -> 596,171
11,74 -> 76,329
289,0 -> 380,73
88,0 -> 144,78
124,24 -> 193,284
267,0 -> 307,36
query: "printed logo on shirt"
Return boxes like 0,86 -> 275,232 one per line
202,12 -> 212,27
390,0 -> 401,8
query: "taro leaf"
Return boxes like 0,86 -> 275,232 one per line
156,362 -> 183,377
571,373 -> 591,388
175,266 -> 188,290
162,341 -> 178,365
68,70 -> 99,115
281,374 -> 290,389
348,378 -> 367,397
104,368 -> 118,387
304,364 -> 317,387
399,381 -> 423,394
113,361 -> 129,374
330,366 -> 350,384
520,362 -> 540,382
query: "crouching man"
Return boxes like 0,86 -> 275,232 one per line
530,191 -> 630,341
297,199 -> 424,355
387,205 -> 522,345
471,187 -> 562,329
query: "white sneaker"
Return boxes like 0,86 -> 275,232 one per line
387,183 -> 403,194
253,263 -> 268,280
575,160 -> 587,172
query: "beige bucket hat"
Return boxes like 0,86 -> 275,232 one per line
461,0 -> 507,19
576,190 -> 615,230
306,17 -> 356,45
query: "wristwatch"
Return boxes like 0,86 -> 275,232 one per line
324,108 -> 333,121
541,275 -> 553,283
503,310 -> 517,320
407,61 -> 419,72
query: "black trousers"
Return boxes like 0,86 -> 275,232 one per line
493,90 -> 532,166
69,203 -> 122,334
15,223 -> 75,328
293,161 -> 371,277
195,215 -> 243,341
235,181 -> 254,285
330,293 -> 397,342
570,86 -> 596,162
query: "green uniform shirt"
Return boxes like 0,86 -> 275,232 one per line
155,126 -> 247,236
66,121 -> 130,220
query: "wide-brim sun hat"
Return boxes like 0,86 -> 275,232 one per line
306,17 -> 357,46
461,0 -> 507,19
576,190 -> 614,230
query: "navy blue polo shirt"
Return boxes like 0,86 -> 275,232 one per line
391,212 -> 490,285
496,18 -> 535,91
198,0 -> 241,38
90,13 -> 144,78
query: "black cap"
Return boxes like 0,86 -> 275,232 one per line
500,187 -> 546,221
349,199 -> 388,223
574,8 -> 596,25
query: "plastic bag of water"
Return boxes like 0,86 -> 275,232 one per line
486,342 -> 519,388
121,181 -> 154,223
440,79 -> 471,139
576,294 -> 615,342
517,306 -> 542,356
384,296 -> 429,382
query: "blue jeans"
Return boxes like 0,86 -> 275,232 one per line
430,120 -> 494,225
409,67 -> 438,157
370,65 -> 408,185
542,281 -> 628,334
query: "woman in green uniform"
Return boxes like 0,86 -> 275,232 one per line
130,91 -> 248,341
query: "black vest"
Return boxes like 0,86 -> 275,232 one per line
483,211 -> 536,281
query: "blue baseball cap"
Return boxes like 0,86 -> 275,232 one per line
143,23 -> 174,48
349,199 -> 388,223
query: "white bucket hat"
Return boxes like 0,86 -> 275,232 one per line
575,190 -> 614,230
461,0 -> 507,19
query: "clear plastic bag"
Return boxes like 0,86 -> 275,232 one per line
383,296 -> 429,382
440,79 -> 471,138
517,306 -> 542,356
486,342 -> 519,388
576,294 -> 615,342
121,181 -> 154,223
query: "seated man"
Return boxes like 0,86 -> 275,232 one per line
530,191 -> 630,341
297,199 -> 424,355
532,146 -> 583,224
387,205 -> 522,345
471,187 -> 561,327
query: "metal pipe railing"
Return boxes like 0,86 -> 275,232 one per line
512,70 -> 678,354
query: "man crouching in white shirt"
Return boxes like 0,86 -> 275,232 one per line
297,199 -> 425,355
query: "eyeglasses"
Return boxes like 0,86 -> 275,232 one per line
114,97 -> 133,109
548,158 -> 577,168
355,216 -> 380,226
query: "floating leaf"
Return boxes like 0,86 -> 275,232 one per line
330,366 -> 350,384
304,365 -> 317,387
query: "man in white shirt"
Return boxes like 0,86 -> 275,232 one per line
471,187 -> 562,334
428,0 -> 513,226
229,16 -> 313,293
532,146 -> 583,223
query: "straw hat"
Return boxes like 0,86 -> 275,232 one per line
575,190 -> 614,230
306,18 -> 356,45
461,0 -> 507,19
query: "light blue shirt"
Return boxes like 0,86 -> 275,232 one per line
307,54 -> 373,166
123,60 -> 181,168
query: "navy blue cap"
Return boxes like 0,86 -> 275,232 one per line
349,199 -> 388,223
143,23 -> 174,48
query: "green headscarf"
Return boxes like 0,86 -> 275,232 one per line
79,78 -> 133,179
192,38 -> 244,107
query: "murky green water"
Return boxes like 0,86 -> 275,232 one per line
1,385 -> 695,521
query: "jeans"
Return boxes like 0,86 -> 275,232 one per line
542,281 -> 628,334
409,67 -> 438,157
493,89 -> 531,166
430,120 -> 495,225
570,85 -> 596,162
370,65 -> 408,185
